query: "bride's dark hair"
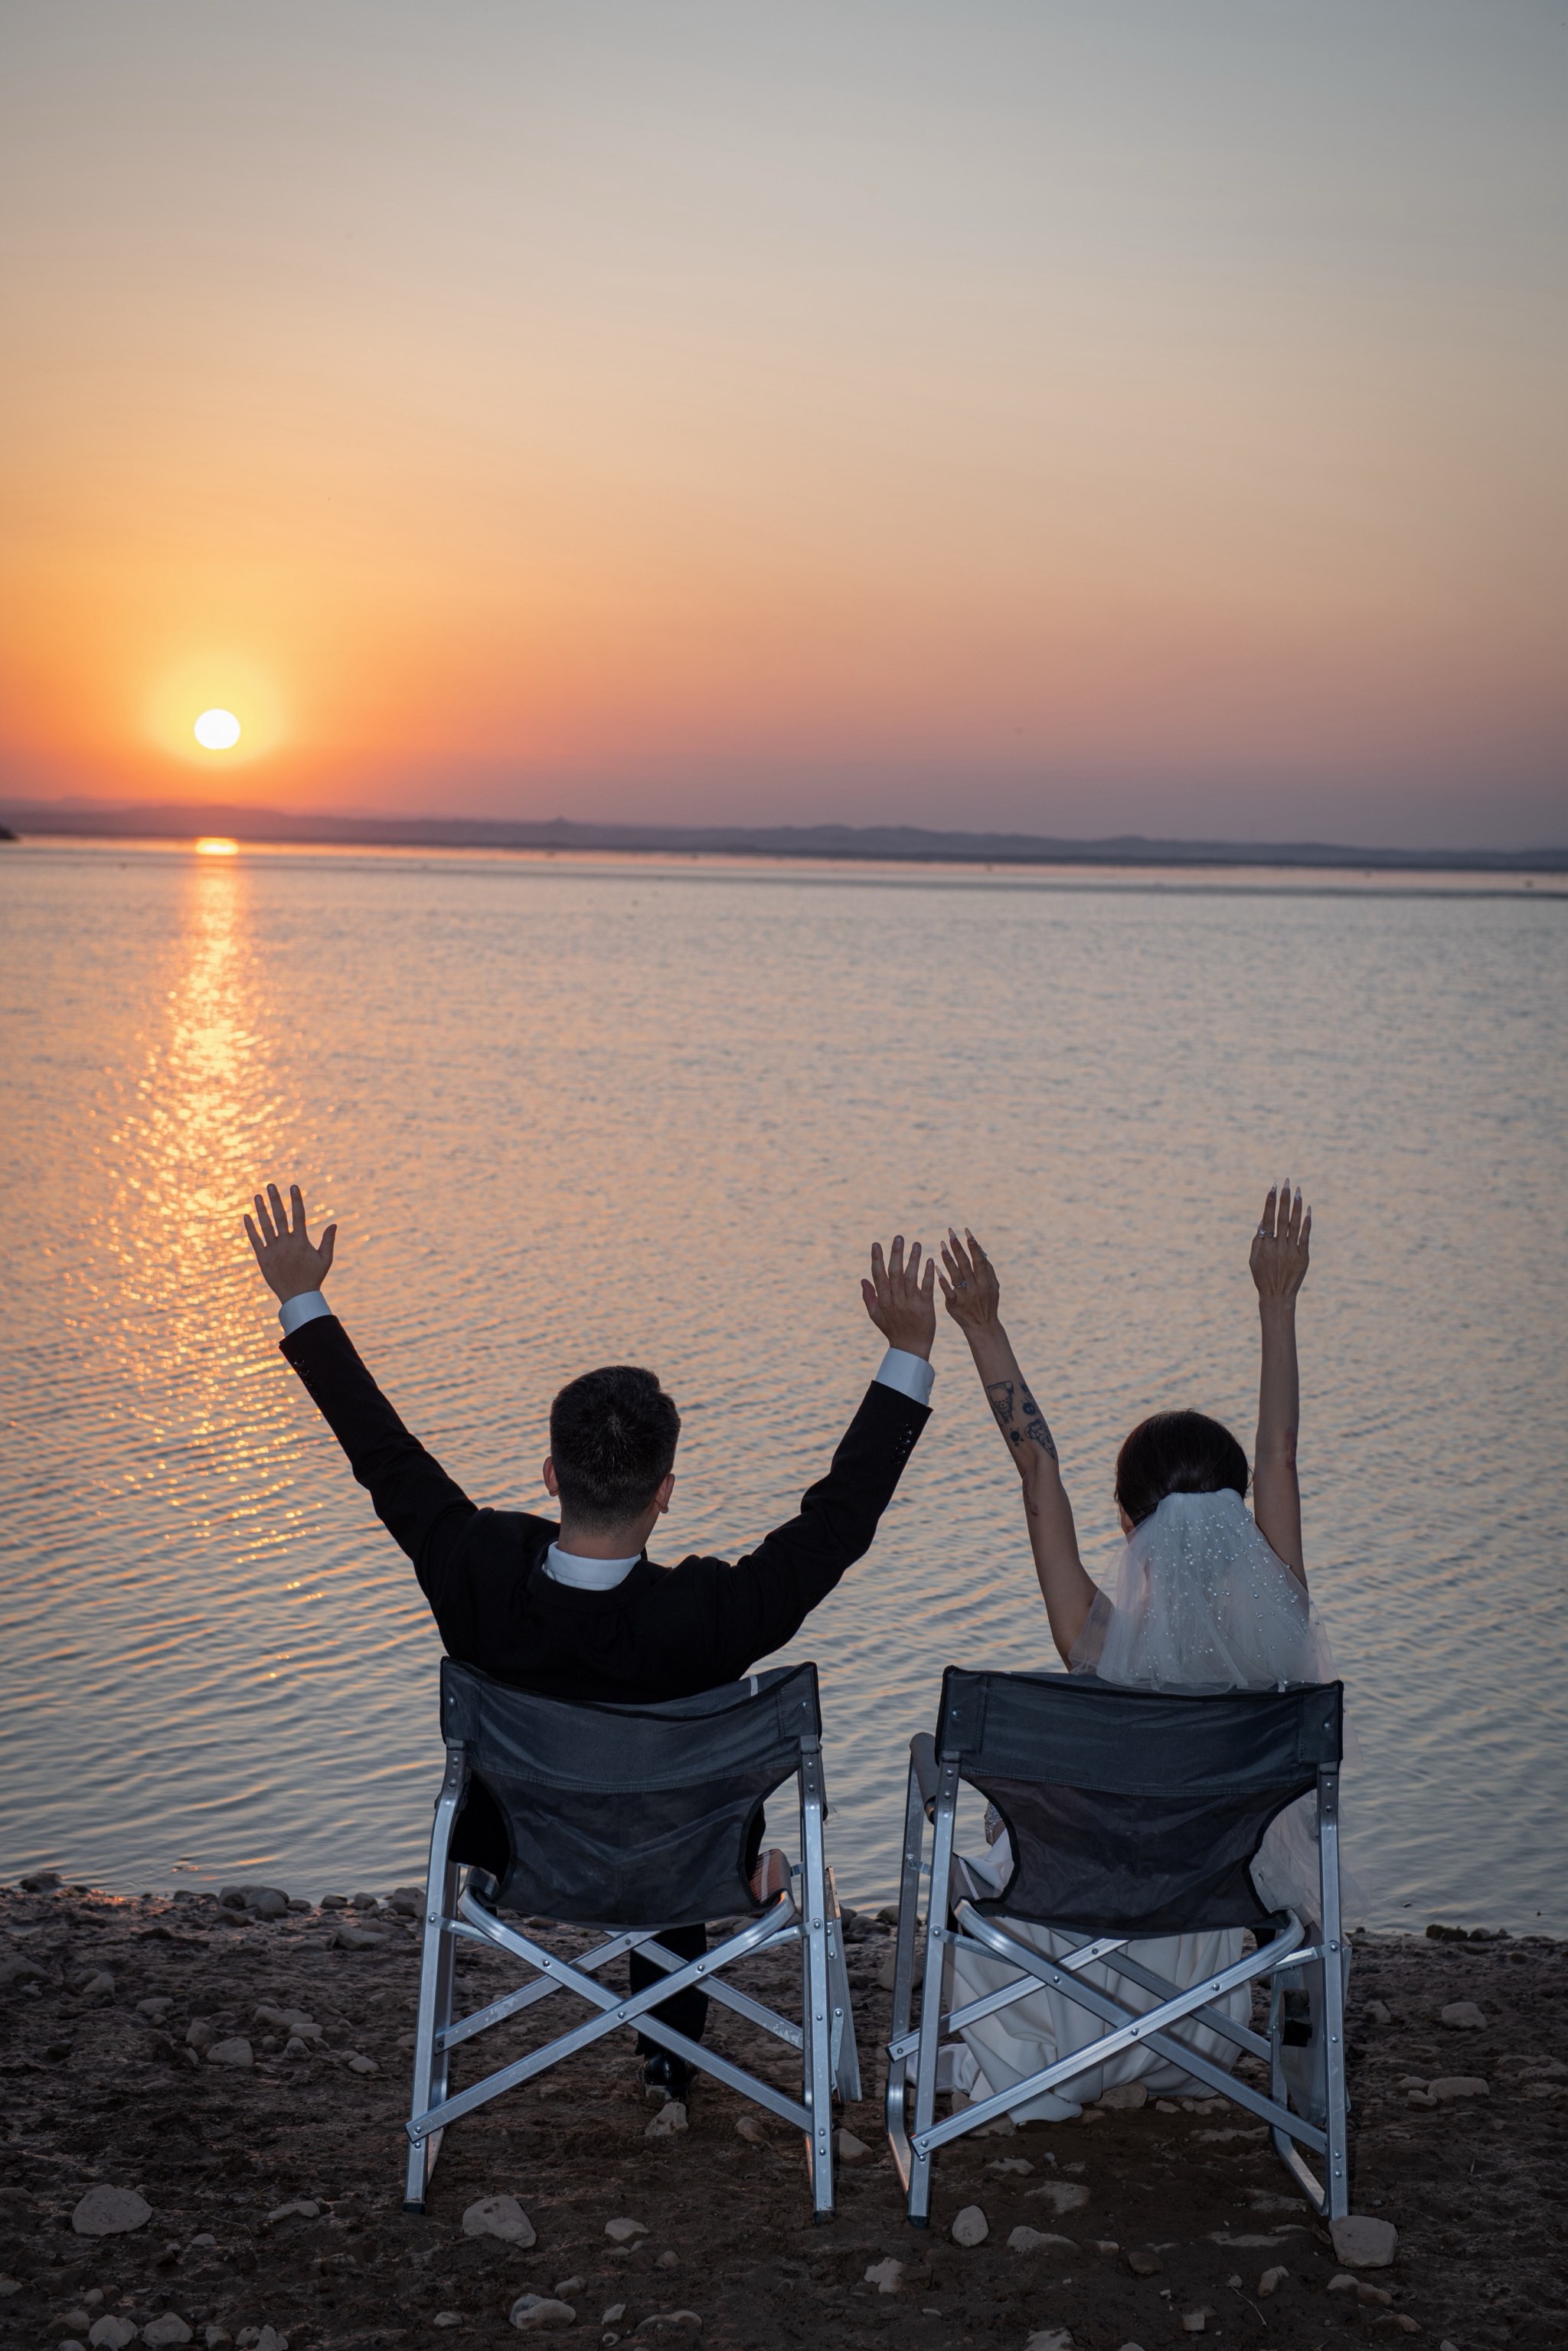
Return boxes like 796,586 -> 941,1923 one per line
1115,1409 -> 1250,1529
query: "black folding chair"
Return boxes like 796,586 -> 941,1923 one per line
885,1670 -> 1349,2222
403,1659 -> 860,2218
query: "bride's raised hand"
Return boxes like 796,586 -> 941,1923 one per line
1250,1179 -> 1311,1304
1251,1180 -> 1310,1578
939,1227 -> 1002,1334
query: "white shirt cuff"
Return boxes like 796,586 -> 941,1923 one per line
874,1347 -> 936,1407
278,1291 -> 333,1337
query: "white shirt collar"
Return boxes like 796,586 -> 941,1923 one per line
541,1542 -> 642,1592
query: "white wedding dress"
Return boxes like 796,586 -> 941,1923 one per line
939,1489 -> 1361,2121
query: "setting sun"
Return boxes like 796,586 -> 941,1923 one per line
194,709 -> 241,750
194,836 -> 239,856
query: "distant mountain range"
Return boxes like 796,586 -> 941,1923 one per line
2,795 -> 1564,872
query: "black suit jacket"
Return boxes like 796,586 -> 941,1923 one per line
280,1314 -> 931,1704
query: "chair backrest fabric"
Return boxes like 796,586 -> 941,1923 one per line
936,1667 -> 1342,1935
440,1659 -> 820,1926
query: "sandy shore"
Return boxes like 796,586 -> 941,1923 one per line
2,1882 -> 1563,2350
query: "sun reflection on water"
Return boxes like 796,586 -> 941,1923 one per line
113,854 -> 268,1305
103,855 -> 296,1556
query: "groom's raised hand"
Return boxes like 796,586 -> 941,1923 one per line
861,1236 -> 936,1359
244,1182 -> 338,1303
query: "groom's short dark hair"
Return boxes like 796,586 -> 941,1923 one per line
550,1365 -> 681,1527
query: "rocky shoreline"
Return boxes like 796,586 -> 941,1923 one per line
2,1881 -> 1563,2350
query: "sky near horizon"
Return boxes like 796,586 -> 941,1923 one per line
2,2 -> 1565,847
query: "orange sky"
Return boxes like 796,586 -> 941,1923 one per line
2,2 -> 1565,845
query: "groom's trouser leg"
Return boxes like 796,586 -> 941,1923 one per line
632,1922 -> 710,2052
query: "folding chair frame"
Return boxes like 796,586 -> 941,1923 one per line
885,1722 -> 1349,2224
403,1721 -> 861,2218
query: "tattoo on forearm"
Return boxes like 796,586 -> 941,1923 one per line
985,1378 -> 1058,1462
1018,1389 -> 1059,1460
1023,1415 -> 1059,1461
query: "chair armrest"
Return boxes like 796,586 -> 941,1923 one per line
749,1847 -> 793,1904
910,1732 -> 939,1817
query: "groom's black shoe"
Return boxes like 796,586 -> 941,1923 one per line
641,2052 -> 696,2105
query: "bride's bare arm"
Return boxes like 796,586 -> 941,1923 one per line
1250,1181 -> 1311,1582
939,1229 -> 1097,1660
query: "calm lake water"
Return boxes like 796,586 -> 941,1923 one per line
2,839 -> 1564,1928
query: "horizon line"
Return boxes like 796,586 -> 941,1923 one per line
2,792 -> 1565,874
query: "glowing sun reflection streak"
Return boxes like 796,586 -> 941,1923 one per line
91,864 -> 410,1881
106,857 -> 302,1586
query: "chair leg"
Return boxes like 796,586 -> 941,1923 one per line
907,1774 -> 959,2225
825,1866 -> 861,2104
1321,1946 -> 1351,2221
884,1762 -> 928,2194
799,1739 -> 836,2218
404,1749 -> 466,2212
426,1868 -> 459,2114
1318,1768 -> 1351,2221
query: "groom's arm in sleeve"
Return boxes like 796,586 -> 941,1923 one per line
702,1236 -> 938,1677
244,1180 -> 479,1602
279,1308 -> 479,1598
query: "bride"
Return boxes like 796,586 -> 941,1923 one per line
933,1184 -> 1357,2121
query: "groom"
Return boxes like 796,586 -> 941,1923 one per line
244,1181 -> 936,2095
